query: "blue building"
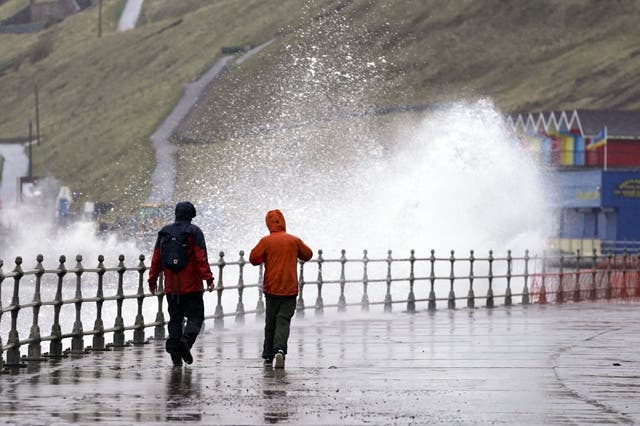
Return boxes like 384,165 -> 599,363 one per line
557,170 -> 640,253
508,110 -> 640,254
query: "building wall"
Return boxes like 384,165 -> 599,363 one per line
556,170 -> 602,209
556,169 -> 640,247
585,139 -> 640,168
601,171 -> 640,241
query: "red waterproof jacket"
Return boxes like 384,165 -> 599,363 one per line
249,210 -> 313,296
148,204 -> 213,294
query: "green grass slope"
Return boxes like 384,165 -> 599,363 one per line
0,0 -> 334,215
179,0 -> 640,144
1,0 -> 640,220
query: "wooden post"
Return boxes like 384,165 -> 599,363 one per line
34,84 -> 40,146
28,121 -> 33,177
98,0 -> 103,38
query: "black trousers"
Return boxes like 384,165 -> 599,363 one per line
262,294 -> 297,359
166,292 -> 204,355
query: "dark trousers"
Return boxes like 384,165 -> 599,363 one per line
262,294 -> 297,360
166,292 -> 204,355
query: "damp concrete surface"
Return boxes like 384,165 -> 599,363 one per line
1,303 -> 639,425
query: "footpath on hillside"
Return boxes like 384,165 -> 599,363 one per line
147,42 -> 272,203
1,303 -> 639,425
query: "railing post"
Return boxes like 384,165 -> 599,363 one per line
538,252 -> 547,304
486,250 -> 494,308
296,260 -> 305,318
338,250 -> 347,312
256,264 -> 265,318
605,254 -> 613,300
589,249 -> 597,301
113,254 -> 126,347
467,250 -> 475,308
27,255 -> 44,360
505,250 -> 512,306
384,250 -> 393,312
133,254 -> 146,345
448,250 -> 456,309
0,259 -> 4,370
154,269 -> 166,341
573,250 -> 582,303
7,257 -> 24,365
522,250 -> 530,305
406,250 -> 416,313
50,255 -> 66,357
71,255 -> 85,353
215,251 -> 225,329
235,251 -> 246,324
361,250 -> 369,311
315,250 -> 324,316
635,252 -> 640,298
93,255 -> 106,350
556,255 -> 565,304
428,250 -> 436,311
621,250 -> 629,299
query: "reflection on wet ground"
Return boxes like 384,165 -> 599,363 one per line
166,368 -> 202,422
1,304 -> 640,424
262,368 -> 290,424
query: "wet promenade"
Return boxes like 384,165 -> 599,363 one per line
1,302 -> 639,425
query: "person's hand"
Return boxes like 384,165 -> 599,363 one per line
206,279 -> 215,292
149,280 -> 157,295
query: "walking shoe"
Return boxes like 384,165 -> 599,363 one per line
263,358 -> 273,367
171,353 -> 183,367
179,337 -> 193,365
274,350 -> 285,369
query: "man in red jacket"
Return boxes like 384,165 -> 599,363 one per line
148,201 -> 214,367
250,209 -> 313,368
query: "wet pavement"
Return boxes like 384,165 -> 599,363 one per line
1,303 -> 639,425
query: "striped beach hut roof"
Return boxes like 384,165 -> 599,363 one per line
506,109 -> 640,139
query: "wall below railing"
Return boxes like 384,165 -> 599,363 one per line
2,248 -> 639,372
548,238 -> 640,255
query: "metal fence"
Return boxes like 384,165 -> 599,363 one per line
1,248 -> 639,372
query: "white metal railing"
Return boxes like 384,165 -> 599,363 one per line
1,247 -> 639,372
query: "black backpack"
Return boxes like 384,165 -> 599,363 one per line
160,230 -> 189,271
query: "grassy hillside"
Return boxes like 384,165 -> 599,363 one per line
178,0 -> 640,144
0,0 -> 335,216
0,0 -> 28,20
2,0 -> 640,222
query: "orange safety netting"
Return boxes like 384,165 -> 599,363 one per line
529,264 -> 640,304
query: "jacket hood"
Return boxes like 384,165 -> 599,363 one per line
266,209 -> 286,233
175,201 -> 196,222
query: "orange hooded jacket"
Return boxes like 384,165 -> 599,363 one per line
249,210 -> 313,296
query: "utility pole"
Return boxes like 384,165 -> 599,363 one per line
34,84 -> 40,146
98,0 -> 103,38
28,121 -> 33,177
603,125 -> 608,172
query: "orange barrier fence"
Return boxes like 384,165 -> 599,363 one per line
530,268 -> 640,304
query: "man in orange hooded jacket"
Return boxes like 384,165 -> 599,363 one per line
250,209 -> 312,368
